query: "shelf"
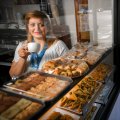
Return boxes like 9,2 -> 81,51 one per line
77,10 -> 92,14
15,0 -> 40,5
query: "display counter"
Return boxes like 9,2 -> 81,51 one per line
0,43 -> 117,120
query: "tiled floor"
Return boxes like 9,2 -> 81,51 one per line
108,92 -> 120,120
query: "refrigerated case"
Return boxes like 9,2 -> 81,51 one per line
39,0 -> 119,119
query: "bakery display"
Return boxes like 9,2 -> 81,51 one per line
1,99 -> 32,119
72,42 -> 90,52
13,102 -> 42,120
0,92 -> 44,120
26,76 -> 71,101
4,72 -> 72,101
39,107 -> 80,120
10,72 -> 46,91
89,63 -> 112,81
63,49 -> 86,59
0,42 -> 113,120
0,91 -> 20,113
91,45 -> 109,54
59,76 -> 100,114
42,58 -> 89,78
82,50 -> 102,65
46,111 -> 74,120
85,103 -> 101,120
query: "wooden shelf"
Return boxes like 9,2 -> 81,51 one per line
15,3 -> 39,5
74,0 -> 90,42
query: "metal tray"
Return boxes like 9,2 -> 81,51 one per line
57,78 -> 103,116
0,90 -> 45,120
3,71 -> 73,102
84,103 -> 101,120
39,107 -> 81,120
97,65 -> 115,84
95,80 -> 114,104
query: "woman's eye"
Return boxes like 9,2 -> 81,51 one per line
29,23 -> 35,27
29,23 -> 44,27
39,24 -> 44,27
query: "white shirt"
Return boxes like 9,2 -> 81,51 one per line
13,40 -> 69,72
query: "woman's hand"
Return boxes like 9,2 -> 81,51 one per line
18,46 -> 29,59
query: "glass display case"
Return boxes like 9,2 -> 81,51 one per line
0,0 -> 119,120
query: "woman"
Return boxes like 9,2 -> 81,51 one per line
9,10 -> 69,77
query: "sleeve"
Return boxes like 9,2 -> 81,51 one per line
55,40 -> 69,56
12,42 -> 23,62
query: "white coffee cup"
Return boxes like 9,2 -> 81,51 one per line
28,42 -> 40,53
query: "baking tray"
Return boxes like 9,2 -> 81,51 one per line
57,78 -> 103,116
0,90 -> 45,120
3,71 -> 73,102
99,65 -> 114,84
89,64 -> 114,84
39,107 -> 81,120
42,58 -> 89,78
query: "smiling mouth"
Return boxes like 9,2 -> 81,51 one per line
35,32 -> 40,34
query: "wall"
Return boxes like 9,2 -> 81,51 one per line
14,4 -> 40,15
0,0 -> 15,22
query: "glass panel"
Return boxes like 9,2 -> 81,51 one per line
88,0 -> 113,47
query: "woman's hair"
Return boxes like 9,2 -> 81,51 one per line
24,10 -> 47,42
24,10 -> 57,47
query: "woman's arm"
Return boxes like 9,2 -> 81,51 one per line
9,42 -> 29,77
9,58 -> 27,77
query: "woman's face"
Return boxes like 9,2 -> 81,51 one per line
28,17 -> 46,40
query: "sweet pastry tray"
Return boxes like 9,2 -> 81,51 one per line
82,50 -> 102,66
3,71 -> 73,102
57,76 -> 103,115
63,49 -> 87,59
72,42 -> 91,52
89,63 -> 114,83
42,58 -> 89,78
0,90 -> 45,120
